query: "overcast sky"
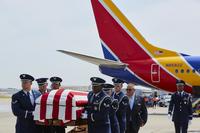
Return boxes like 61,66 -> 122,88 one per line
0,0 -> 200,89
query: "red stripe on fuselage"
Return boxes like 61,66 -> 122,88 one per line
91,0 -> 192,93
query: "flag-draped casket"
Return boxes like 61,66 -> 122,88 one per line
34,89 -> 88,126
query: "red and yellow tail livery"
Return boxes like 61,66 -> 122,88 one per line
59,0 -> 200,93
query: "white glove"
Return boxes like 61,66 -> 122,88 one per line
188,120 -> 192,125
81,113 -> 88,119
168,114 -> 172,120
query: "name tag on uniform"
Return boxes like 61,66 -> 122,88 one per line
94,106 -> 98,111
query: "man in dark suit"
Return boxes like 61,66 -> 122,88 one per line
11,74 -> 41,133
126,83 -> 148,133
168,80 -> 193,133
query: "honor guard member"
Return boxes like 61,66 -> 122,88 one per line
36,78 -> 49,94
87,77 -> 112,133
112,78 -> 129,133
11,74 -> 41,133
36,78 -> 51,133
50,76 -> 66,133
168,80 -> 193,133
103,83 -> 120,133
50,76 -> 63,91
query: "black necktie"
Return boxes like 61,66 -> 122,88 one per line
90,94 -> 96,103
27,92 -> 32,105
114,93 -> 117,99
27,91 -> 30,96
93,95 -> 96,102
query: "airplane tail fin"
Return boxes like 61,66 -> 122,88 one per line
91,0 -> 179,62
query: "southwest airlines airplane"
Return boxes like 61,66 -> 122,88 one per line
58,0 -> 200,93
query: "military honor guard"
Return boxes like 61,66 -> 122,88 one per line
11,74 -> 41,133
168,80 -> 193,133
87,77 -> 112,133
36,78 -> 49,94
112,78 -> 129,133
36,78 -> 51,133
103,83 -> 120,133
50,76 -> 66,133
50,76 -> 63,91
125,83 -> 148,133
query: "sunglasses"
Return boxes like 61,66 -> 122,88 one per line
176,84 -> 185,87
126,89 -> 133,91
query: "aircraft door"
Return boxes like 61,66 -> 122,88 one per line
151,64 -> 160,83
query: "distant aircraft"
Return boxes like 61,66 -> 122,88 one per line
58,0 -> 200,93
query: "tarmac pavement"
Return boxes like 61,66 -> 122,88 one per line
1,98 -> 200,133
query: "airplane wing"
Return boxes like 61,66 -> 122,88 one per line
57,50 -> 128,69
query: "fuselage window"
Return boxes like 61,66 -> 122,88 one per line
181,69 -> 184,73
175,69 -> 178,73
186,69 -> 190,74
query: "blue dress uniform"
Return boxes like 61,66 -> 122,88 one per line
110,98 -> 120,133
103,83 -> 120,133
87,77 -> 112,133
113,91 -> 129,133
36,78 -> 49,94
36,78 -> 52,133
11,74 -> 41,133
50,76 -> 66,133
87,91 -> 112,133
168,80 -> 193,133
112,78 -> 129,133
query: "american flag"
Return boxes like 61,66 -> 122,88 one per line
33,89 -> 88,125
154,50 -> 164,55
